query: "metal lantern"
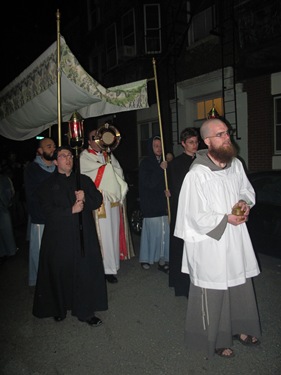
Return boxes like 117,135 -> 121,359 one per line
68,111 -> 84,151
207,106 -> 220,119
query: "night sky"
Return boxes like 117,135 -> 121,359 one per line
2,1 -> 76,91
1,2 -> 78,158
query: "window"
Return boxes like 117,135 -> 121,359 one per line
119,9 -> 136,59
87,1 -> 100,31
105,24 -> 118,69
138,121 -> 160,160
196,97 -> 223,121
274,96 -> 281,154
144,4 -> 161,54
188,5 -> 216,45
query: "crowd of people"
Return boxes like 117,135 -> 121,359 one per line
1,118 -> 261,357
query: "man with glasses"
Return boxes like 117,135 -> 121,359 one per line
175,118 -> 261,359
168,127 -> 199,297
33,145 -> 108,326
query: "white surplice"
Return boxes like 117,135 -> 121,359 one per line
174,152 -> 260,290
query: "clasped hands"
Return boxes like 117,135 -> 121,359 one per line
72,190 -> 85,213
228,200 -> 250,226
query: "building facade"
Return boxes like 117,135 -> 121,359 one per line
62,0 -> 281,172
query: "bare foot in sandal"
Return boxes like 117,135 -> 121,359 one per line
215,348 -> 235,358
233,334 -> 260,346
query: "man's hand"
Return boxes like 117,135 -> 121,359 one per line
72,199 -> 84,213
72,190 -> 85,213
164,189 -> 171,198
237,200 -> 250,217
160,161 -> 168,170
75,190 -> 85,202
228,213 -> 247,225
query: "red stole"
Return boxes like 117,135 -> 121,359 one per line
87,148 -> 106,188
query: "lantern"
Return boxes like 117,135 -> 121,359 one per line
207,107 -> 220,119
68,111 -> 84,153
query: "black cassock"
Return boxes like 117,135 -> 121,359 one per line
33,170 -> 108,320
168,153 -> 195,297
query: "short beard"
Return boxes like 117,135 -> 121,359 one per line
208,143 -> 237,164
42,152 -> 55,161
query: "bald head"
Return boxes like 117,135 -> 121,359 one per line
38,137 -> 54,149
200,119 -> 226,140
37,137 -> 56,163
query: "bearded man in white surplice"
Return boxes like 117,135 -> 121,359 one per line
175,118 -> 261,359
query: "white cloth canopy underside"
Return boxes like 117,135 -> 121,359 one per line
0,36 -> 148,140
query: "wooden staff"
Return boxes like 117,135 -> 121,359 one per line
68,112 -> 85,257
56,9 -> 62,146
74,150 -> 85,257
152,58 -> 171,223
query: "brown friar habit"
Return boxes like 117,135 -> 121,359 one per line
33,170 -> 108,321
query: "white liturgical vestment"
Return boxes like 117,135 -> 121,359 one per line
174,150 -> 260,290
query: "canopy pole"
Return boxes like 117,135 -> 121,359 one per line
56,9 -> 62,146
152,58 -> 171,223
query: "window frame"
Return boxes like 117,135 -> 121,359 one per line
144,3 -> 162,55
188,5 -> 216,45
105,23 -> 118,69
274,96 -> 281,155
120,8 -> 136,58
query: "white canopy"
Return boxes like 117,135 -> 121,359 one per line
0,36 -> 148,140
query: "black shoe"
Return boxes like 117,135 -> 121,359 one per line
84,316 -> 103,327
105,274 -> 118,283
54,316 -> 65,322
158,263 -> 169,274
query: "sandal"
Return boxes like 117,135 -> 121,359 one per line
141,263 -> 150,270
233,334 -> 260,346
215,348 -> 235,358
158,263 -> 169,274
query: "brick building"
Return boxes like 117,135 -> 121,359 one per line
25,0 -> 281,172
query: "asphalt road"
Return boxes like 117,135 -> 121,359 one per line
0,225 -> 281,375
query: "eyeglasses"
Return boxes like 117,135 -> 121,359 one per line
186,141 -> 199,145
205,130 -> 233,139
57,153 -> 73,159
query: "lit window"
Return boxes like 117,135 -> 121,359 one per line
196,98 -> 223,120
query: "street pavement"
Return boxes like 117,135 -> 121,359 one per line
0,224 -> 281,375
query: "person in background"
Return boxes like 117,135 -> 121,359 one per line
0,171 -> 18,264
33,145 -> 107,326
175,118 -> 261,359
168,127 -> 199,297
138,136 -> 170,272
24,138 -> 56,286
80,126 -> 134,284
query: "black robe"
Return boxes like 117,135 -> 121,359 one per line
168,153 -> 195,297
33,171 -> 108,320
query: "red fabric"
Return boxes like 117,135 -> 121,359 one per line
94,165 -> 106,188
87,149 -> 106,188
119,207 -> 128,260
